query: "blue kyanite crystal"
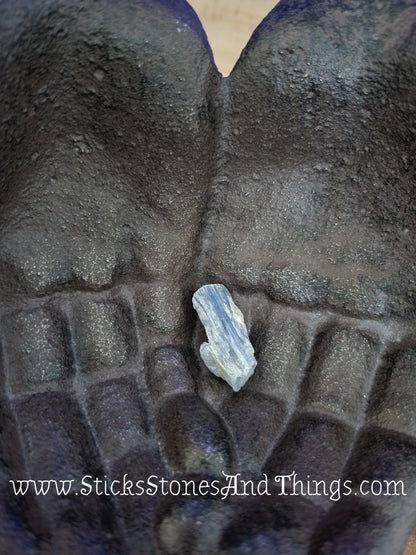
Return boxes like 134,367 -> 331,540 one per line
192,284 -> 257,392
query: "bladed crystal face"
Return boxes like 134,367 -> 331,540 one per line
0,0 -> 416,553
192,284 -> 257,391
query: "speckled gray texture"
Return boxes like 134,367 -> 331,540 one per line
0,0 -> 416,553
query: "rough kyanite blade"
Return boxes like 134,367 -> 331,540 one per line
192,284 -> 257,391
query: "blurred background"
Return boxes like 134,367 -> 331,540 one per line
186,2 -> 416,553
188,0 -> 278,75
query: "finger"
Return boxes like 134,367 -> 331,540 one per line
85,373 -> 167,552
70,291 -> 179,550
147,347 -> 236,552
300,327 -> 381,426
265,326 -> 382,509
148,347 -> 234,476
312,346 -> 416,554
155,496 -> 234,555
70,294 -> 137,376
220,300 -> 314,471
3,306 -> 72,395
155,490 -> 324,555
369,346 -> 416,437
218,493 -> 324,555
311,429 -> 416,555
6,391 -> 120,552
0,398 -> 38,554
135,282 -> 192,346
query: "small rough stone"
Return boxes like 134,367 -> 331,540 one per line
192,284 -> 257,392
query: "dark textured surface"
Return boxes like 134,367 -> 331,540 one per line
0,0 -> 415,553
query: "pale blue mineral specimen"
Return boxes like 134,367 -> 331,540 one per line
192,284 -> 257,392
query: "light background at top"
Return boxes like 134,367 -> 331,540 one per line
187,0 -> 279,75
186,1 -> 416,553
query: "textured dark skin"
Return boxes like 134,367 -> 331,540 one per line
0,0 -> 415,553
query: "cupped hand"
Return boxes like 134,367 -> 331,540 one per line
0,1 -> 415,554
